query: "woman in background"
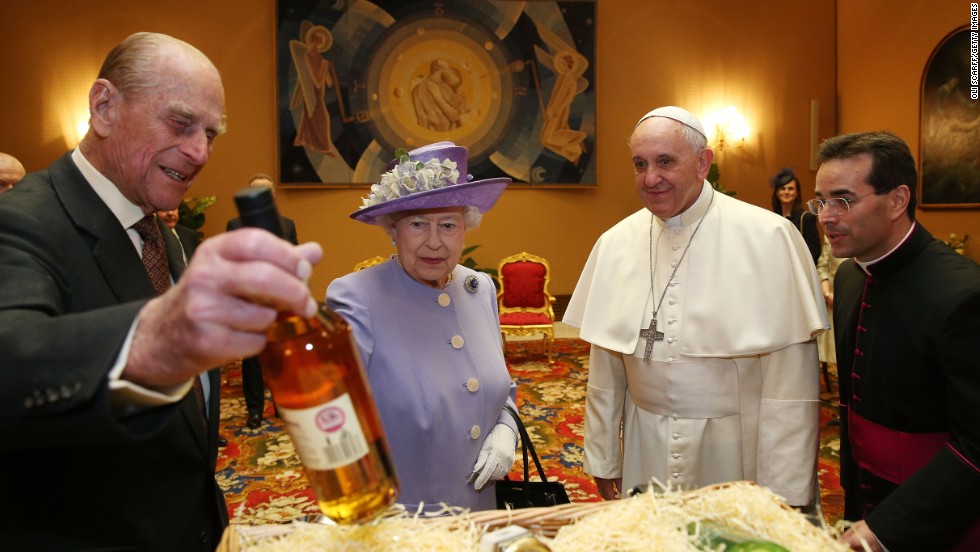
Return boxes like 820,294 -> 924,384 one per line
770,167 -> 821,264
327,142 -> 517,512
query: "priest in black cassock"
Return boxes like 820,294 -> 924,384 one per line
814,131 -> 980,552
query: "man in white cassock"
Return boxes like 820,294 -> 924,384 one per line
563,106 -> 828,507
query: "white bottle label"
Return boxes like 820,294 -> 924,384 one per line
279,393 -> 370,470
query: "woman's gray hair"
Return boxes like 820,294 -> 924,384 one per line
378,206 -> 483,240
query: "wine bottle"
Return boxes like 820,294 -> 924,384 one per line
234,185 -> 399,524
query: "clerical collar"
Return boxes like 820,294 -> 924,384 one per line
71,148 -> 145,231
656,181 -> 713,229
855,221 -> 917,275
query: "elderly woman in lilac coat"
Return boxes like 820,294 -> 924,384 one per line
326,142 -> 517,512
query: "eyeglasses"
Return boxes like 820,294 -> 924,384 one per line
805,191 -> 878,215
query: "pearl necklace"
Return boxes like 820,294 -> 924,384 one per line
639,190 -> 715,361
393,255 -> 453,289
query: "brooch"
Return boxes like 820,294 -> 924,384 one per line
463,275 -> 479,293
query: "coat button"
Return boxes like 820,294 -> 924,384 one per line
672,432 -> 681,440
466,378 -> 480,392
451,335 -> 465,349
470,425 -> 481,439
672,453 -> 681,459
438,293 -> 451,307
672,472 -> 681,479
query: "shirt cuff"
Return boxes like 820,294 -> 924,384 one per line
108,316 -> 193,414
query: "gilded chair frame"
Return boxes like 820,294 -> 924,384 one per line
496,251 -> 557,364
353,255 -> 387,271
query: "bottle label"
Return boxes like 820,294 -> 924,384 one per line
279,393 -> 370,470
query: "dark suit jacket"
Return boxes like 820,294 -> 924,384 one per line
174,223 -> 201,258
835,223 -> 980,551
0,152 -> 228,551
226,213 -> 298,245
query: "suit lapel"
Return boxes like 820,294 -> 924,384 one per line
49,153 -> 157,303
158,217 -> 187,281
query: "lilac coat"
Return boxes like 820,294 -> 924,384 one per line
327,260 -> 517,512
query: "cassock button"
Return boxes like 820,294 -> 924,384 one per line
451,335 -> 465,349
671,261 -> 678,268
672,432 -> 680,440
672,453 -> 681,459
470,425 -> 481,439
466,378 -> 480,392
672,472 -> 681,479
438,293 -> 451,307
668,319 -> 677,324
672,244 -> 680,250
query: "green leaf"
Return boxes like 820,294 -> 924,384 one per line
177,195 -> 217,237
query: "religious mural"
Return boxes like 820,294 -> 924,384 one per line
276,0 -> 596,187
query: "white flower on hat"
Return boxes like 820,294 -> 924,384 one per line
360,148 -> 463,207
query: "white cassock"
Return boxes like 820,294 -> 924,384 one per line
564,182 -> 829,506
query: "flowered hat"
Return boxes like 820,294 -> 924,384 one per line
351,141 -> 510,224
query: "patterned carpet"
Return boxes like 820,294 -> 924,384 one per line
215,339 -> 843,526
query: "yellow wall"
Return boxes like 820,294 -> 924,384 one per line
2,1 -> 842,299
838,0 -> 979,261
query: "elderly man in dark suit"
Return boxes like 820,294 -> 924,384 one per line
0,32 -> 322,551
226,174 -> 298,429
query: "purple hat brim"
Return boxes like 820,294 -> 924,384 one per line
351,178 -> 510,225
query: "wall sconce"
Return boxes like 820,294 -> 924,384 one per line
705,106 -> 750,151
57,104 -> 90,148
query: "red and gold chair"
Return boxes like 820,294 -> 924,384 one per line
497,252 -> 557,364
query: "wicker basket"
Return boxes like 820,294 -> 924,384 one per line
217,483 -> 841,551
217,501 -> 611,551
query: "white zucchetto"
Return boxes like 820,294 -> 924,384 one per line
635,106 -> 707,139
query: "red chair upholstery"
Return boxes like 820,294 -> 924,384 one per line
497,252 -> 556,363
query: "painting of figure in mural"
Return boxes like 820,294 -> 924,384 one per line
276,0 -> 596,187
919,26 -> 980,207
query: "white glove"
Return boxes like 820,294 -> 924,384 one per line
469,423 -> 518,491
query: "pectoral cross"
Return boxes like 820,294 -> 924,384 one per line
639,315 -> 664,361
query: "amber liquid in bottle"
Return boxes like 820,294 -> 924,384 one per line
260,310 -> 399,523
234,185 -> 399,524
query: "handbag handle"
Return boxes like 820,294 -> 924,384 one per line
502,404 -> 550,484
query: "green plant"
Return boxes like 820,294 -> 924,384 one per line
178,195 -> 217,239
707,162 -> 737,196
946,233 -> 969,254
460,244 -> 500,289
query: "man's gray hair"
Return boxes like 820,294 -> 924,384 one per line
97,32 -> 203,99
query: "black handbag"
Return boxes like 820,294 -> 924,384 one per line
495,404 -> 571,509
